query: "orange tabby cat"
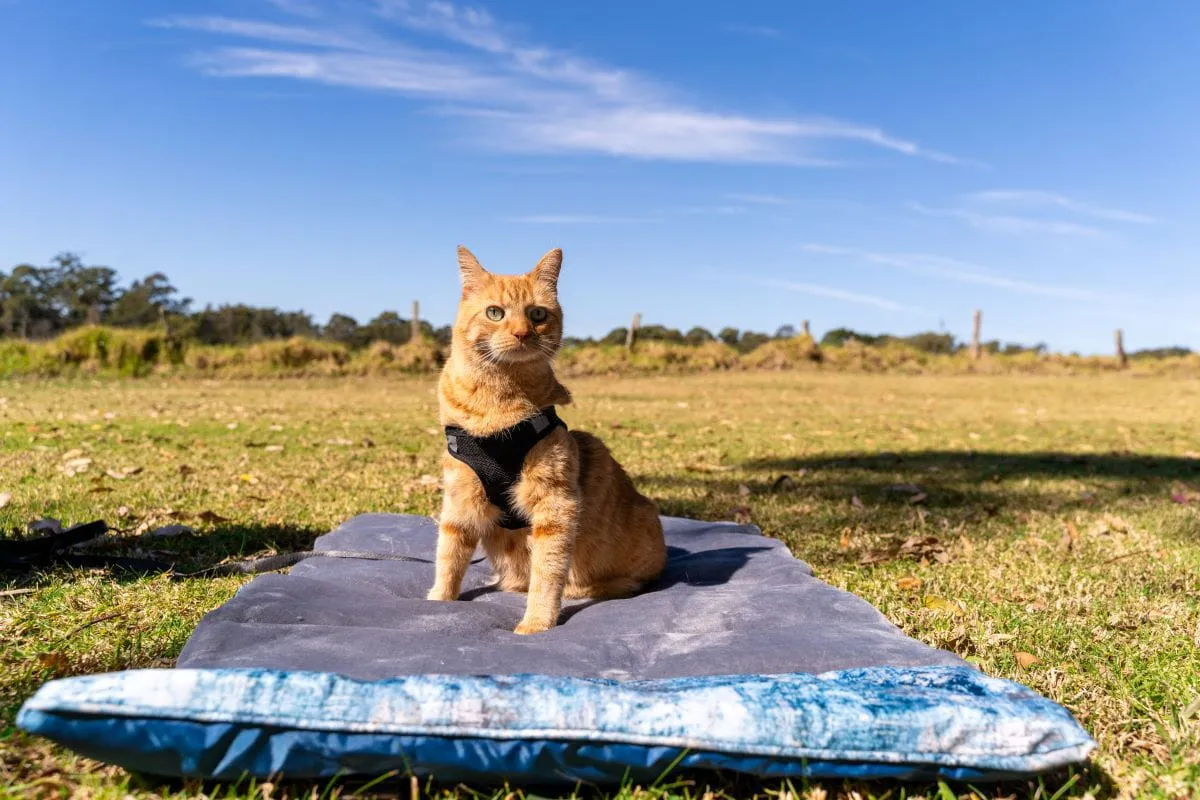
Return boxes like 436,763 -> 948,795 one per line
427,245 -> 666,634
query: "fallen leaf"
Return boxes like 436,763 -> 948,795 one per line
771,475 -> 797,492
986,632 -> 1016,646
178,464 -> 195,477
264,444 -> 285,453
908,492 -> 928,505
61,457 -> 92,476
838,529 -> 853,552
197,510 -> 230,524
146,524 -> 193,538
851,495 -> 864,509
737,484 -> 751,498
37,652 -> 70,676
362,437 -> 376,448
923,595 -> 964,616
60,448 -> 84,461
117,506 -> 131,518
105,466 -> 143,480
900,535 -> 947,562
896,575 -> 924,591
1015,651 -> 1041,669
0,492 -> 10,508
1061,520 -> 1081,551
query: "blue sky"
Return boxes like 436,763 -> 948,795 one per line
3,1 -> 1198,352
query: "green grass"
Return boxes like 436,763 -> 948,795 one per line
2,372 -> 1198,799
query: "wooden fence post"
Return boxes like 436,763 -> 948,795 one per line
411,300 -> 420,343
802,320 -> 811,339
1115,329 -> 1128,368
626,313 -> 641,352
970,309 -> 982,360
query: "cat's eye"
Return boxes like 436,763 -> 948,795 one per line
527,306 -> 548,323
485,306 -> 505,321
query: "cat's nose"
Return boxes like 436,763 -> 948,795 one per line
513,328 -> 532,342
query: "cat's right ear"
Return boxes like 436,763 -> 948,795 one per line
457,245 -> 489,297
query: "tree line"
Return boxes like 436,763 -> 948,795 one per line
2,253 -> 1191,358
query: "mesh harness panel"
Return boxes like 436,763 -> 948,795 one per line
445,407 -> 566,529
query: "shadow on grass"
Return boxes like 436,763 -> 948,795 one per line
642,451 -> 1199,515
0,522 -> 329,586
638,450 -> 1200,562
132,760 -> 1119,800
745,450 -> 1200,483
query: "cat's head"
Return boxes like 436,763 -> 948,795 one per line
452,245 -> 564,365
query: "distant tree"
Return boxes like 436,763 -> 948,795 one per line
737,330 -> 771,353
774,324 -> 797,340
717,327 -> 740,347
600,327 -> 628,346
0,264 -> 60,338
323,313 -> 363,347
362,311 -> 410,345
1132,346 -> 1193,360
108,273 -> 191,327
51,253 -> 119,326
899,331 -> 957,354
191,304 -> 316,345
637,324 -> 684,344
684,326 -> 714,345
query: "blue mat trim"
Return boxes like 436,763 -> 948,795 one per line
18,665 -> 1095,783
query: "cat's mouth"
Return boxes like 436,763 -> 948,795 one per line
479,339 -> 547,364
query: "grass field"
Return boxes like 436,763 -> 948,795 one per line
1,372 -> 1198,799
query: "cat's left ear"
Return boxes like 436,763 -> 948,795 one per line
530,248 -> 562,292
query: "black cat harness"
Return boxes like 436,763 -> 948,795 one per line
445,407 -> 566,529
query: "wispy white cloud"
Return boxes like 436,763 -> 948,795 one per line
967,190 -> 1156,224
800,242 -> 1107,301
507,214 -> 648,224
672,205 -> 747,216
908,202 -> 1105,237
727,193 -> 791,206
752,277 -> 918,313
725,24 -> 784,39
263,0 -> 322,18
153,2 -> 970,166
151,16 -> 362,49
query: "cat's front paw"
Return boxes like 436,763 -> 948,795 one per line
513,619 -> 553,635
427,585 -> 458,602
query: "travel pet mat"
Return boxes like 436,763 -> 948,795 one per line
19,513 -> 1095,783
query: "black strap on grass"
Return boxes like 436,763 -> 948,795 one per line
0,519 -> 483,579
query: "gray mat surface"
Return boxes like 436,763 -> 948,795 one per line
177,513 -> 965,680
